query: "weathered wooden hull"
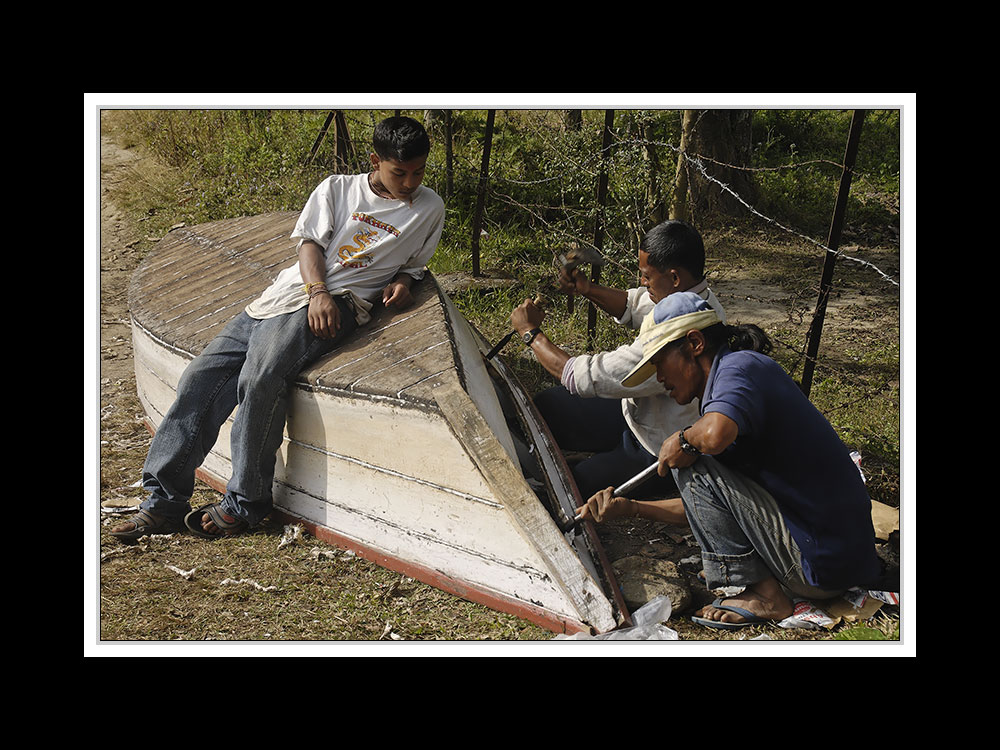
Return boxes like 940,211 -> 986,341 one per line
129,212 -> 627,635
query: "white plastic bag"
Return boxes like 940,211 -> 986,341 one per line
554,596 -> 679,641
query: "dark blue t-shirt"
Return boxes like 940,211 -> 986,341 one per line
701,347 -> 882,590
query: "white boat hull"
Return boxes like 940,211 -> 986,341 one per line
129,213 -> 627,635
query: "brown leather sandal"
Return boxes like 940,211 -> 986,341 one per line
109,508 -> 185,543
184,503 -> 249,539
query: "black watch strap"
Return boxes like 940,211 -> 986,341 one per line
522,327 -> 542,346
678,427 -> 699,455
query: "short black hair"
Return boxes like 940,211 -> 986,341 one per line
639,220 -> 705,279
372,116 -> 431,162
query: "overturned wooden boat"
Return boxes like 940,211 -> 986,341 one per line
128,212 -> 629,635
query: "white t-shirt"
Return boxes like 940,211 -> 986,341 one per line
245,173 -> 445,324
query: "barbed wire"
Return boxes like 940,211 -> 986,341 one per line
329,109 -> 899,466
479,112 -> 899,458
424,111 -> 901,290
680,152 -> 900,287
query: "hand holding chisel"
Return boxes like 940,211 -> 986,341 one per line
486,294 -> 548,360
563,461 -> 660,531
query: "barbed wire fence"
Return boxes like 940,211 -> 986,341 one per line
322,108 -> 901,498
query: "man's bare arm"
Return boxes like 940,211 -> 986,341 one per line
510,298 -> 570,379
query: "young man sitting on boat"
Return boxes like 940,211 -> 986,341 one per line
575,293 -> 885,630
509,220 -> 725,524
112,115 -> 446,542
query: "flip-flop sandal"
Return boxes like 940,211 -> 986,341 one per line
690,597 -> 770,631
184,502 -> 249,539
110,508 -> 185,543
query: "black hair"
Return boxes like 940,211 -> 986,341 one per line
372,116 -> 431,162
639,220 -> 706,279
664,322 -> 772,358
702,322 -> 772,355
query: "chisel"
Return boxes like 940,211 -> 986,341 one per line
485,330 -> 517,360
561,461 -> 660,531
484,295 -> 548,361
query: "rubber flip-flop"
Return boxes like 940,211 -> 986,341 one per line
184,503 -> 248,539
690,597 -> 769,631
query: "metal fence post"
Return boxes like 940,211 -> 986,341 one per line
801,109 -> 867,397
470,110 -> 496,278
587,109 -> 615,348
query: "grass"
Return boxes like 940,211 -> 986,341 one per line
100,516 -> 547,642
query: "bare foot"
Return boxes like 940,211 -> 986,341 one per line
695,577 -> 793,625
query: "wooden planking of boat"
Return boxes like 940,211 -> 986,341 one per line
128,211 -> 630,635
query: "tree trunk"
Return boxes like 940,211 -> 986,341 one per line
669,110 -> 695,222
673,109 -> 756,219
641,120 -> 666,227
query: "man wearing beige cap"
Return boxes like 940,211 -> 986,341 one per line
578,292 -> 884,631
510,221 -> 724,520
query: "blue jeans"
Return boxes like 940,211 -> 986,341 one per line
675,456 -> 842,600
140,300 -> 357,527
534,386 -> 676,501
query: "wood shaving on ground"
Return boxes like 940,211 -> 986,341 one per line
165,564 -> 197,580
277,523 -> 304,549
380,575 -> 406,599
101,548 -> 130,562
310,547 -> 356,561
221,578 -> 278,592
379,620 -> 402,640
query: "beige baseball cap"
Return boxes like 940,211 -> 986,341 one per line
621,292 -> 721,388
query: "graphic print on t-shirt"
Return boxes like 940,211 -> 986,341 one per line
337,212 -> 402,269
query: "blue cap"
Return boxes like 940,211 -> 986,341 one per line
651,291 -> 713,323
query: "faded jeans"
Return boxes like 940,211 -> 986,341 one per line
533,386 -> 677,501
675,456 -> 842,600
140,300 -> 356,527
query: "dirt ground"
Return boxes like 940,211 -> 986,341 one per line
99,136 -> 144,413
94,123 -> 903,645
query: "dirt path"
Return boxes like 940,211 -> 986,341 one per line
97,124 -> 164,517
99,132 -> 143,395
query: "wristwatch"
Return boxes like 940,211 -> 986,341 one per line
678,427 -> 700,456
522,327 -> 542,346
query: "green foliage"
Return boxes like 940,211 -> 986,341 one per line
107,107 -> 900,262
751,109 -> 900,237
834,616 -> 900,641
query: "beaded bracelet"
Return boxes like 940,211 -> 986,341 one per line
678,427 -> 700,455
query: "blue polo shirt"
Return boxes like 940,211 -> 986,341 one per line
701,347 -> 883,590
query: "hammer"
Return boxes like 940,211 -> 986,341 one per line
558,242 -> 607,276
558,242 -> 606,313
558,461 -> 660,532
